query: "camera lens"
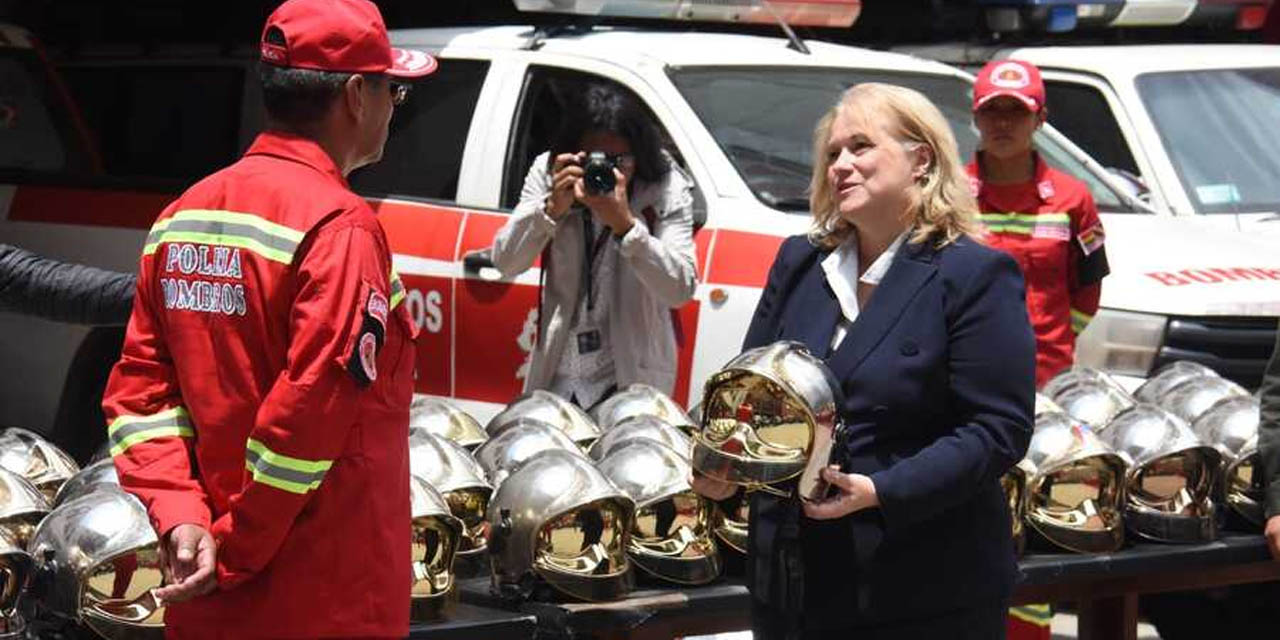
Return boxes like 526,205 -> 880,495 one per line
583,151 -> 617,195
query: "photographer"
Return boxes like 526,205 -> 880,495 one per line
492,83 -> 696,408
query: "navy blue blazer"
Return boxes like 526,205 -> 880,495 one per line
743,233 -> 1035,629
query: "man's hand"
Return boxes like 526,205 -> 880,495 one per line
690,471 -> 737,502
802,466 -> 879,520
545,153 -> 584,220
1266,515 -> 1280,561
576,167 -> 635,237
154,523 -> 217,604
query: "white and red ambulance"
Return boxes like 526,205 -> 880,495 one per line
2,10 -> 1277,451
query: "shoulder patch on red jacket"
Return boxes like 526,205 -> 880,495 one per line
345,280 -> 388,387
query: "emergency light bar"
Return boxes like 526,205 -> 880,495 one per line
513,0 -> 862,28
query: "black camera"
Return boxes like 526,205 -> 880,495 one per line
582,151 -> 617,195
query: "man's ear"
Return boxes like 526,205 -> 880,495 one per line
1037,106 -> 1049,127
342,74 -> 366,122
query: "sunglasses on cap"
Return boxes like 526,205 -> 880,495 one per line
389,81 -> 411,107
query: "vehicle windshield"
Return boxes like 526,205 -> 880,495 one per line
669,66 -> 1133,214
1136,67 -> 1280,214
0,48 -> 94,175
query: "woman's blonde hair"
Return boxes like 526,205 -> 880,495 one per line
808,83 -> 979,249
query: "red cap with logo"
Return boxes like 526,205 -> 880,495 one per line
973,59 -> 1044,112
260,0 -> 437,78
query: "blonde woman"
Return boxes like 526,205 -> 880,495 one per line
693,84 -> 1035,638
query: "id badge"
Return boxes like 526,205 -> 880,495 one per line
576,329 -> 602,354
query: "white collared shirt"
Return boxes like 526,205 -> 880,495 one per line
821,231 -> 909,352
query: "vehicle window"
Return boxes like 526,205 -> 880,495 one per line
1043,80 -> 1139,176
0,51 -> 92,175
669,66 -> 1132,214
1136,67 -> 1280,214
61,64 -> 245,183
350,58 -> 489,202
502,66 -> 705,227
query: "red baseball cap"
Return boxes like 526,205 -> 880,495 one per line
260,0 -> 437,78
973,59 -> 1044,112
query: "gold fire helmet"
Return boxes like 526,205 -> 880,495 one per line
409,431 -> 492,556
1016,412 -> 1126,553
1098,404 -> 1220,543
1192,395 -> 1263,526
1048,379 -> 1135,431
473,418 -> 584,487
487,390 -> 602,449
0,429 -> 79,500
486,449 -> 635,602
597,440 -> 721,585
410,475 -> 463,621
591,384 -> 697,435
409,395 -> 488,450
1042,367 -> 1128,399
587,415 -> 693,462
1134,361 -> 1219,404
691,341 -> 841,500
53,459 -> 119,508
29,486 -> 164,639
0,467 -> 49,549
0,530 -> 32,639
1159,375 -> 1249,425
711,493 -> 750,554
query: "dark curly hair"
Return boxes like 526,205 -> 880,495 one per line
548,83 -> 669,186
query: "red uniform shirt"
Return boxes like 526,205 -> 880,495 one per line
103,132 -> 416,638
967,154 -> 1109,387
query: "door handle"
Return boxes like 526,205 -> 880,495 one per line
462,248 -> 495,274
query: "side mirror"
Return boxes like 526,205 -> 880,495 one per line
1107,167 -> 1151,205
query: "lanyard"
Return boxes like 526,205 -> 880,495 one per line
580,210 -> 611,313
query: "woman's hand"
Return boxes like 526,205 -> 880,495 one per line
802,466 -> 879,520
545,152 -> 584,220
576,167 -> 635,237
690,471 -> 737,502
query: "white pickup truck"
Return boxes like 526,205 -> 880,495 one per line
3,20 -> 1278,456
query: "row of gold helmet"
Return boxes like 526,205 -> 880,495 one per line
0,382 -> 738,640
1009,361 -> 1262,555
411,385 -> 729,604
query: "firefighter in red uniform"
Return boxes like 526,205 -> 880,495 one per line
101,1 -> 437,637
968,59 -> 1110,640
968,59 -> 1110,388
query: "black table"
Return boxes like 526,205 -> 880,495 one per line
458,534 -> 1280,640
1014,533 -> 1280,640
459,577 -> 750,640
407,601 -> 538,640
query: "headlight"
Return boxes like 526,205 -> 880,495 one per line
1076,310 -> 1168,378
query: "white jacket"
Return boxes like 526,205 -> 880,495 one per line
491,151 -> 697,396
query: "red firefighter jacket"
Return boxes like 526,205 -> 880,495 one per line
102,131 -> 416,638
967,154 -> 1110,387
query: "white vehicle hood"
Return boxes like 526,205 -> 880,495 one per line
1099,215 -> 1280,316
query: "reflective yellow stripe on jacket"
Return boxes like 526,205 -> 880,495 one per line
978,212 -> 1070,236
244,438 -> 333,495
1071,308 -> 1093,334
108,406 -> 195,456
390,265 -> 405,310
143,209 -> 305,265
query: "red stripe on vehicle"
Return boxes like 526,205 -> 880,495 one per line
371,199 -> 462,261
693,228 -> 711,279
457,211 -> 508,259
398,274 -> 452,396
705,229 -> 784,287
672,299 -> 701,406
9,186 -> 173,229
